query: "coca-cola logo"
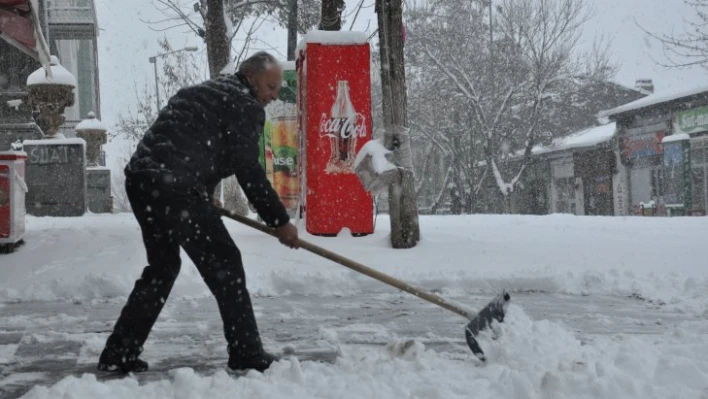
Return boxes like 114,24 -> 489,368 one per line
319,113 -> 367,140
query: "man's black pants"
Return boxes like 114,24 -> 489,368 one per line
103,172 -> 263,360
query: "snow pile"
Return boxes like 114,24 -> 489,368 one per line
17,306 -> 708,399
353,138 -> 397,174
1,213 -> 707,315
4,213 -> 708,398
353,139 -> 399,194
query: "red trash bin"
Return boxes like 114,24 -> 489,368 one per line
0,151 -> 28,253
296,31 -> 374,236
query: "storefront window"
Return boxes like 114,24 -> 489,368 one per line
651,168 -> 665,199
584,175 -> 613,215
692,167 -> 705,213
630,168 -> 651,205
621,133 -> 666,210
662,142 -> 684,205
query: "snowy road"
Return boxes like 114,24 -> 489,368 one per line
0,291 -> 698,398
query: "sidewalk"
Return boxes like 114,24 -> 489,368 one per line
0,291 -> 689,398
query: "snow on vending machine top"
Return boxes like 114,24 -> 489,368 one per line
0,149 -> 28,253
296,30 -> 374,236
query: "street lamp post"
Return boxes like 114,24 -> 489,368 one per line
148,46 -> 198,111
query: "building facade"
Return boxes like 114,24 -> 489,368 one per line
471,80 -> 648,216
46,0 -> 101,136
526,123 -> 619,216
602,86 -> 708,216
0,0 -> 100,147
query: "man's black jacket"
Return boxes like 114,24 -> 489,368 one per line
125,72 -> 290,228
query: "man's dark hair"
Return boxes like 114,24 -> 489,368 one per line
238,51 -> 279,77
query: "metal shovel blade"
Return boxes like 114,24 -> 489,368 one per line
465,291 -> 511,362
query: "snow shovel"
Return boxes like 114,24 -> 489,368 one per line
217,207 -> 511,362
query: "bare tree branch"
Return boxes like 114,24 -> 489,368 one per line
635,2 -> 708,70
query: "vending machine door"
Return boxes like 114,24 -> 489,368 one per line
301,40 -> 374,236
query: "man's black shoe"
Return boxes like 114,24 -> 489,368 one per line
97,347 -> 149,373
228,350 -> 279,372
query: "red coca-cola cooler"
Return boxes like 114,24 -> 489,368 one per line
296,31 -> 374,236
0,150 -> 28,253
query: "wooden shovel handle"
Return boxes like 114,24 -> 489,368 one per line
217,207 -> 474,320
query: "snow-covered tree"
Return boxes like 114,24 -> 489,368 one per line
407,0 -> 601,212
153,0 -> 320,62
376,0 -> 420,248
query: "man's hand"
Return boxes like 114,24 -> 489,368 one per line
274,223 -> 299,249
212,198 -> 223,208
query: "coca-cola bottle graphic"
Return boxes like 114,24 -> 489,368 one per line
321,80 -> 365,174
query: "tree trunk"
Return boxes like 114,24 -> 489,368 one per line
205,0 -> 249,216
449,168 -> 462,215
376,0 -> 420,248
319,0 -> 344,30
287,0 -> 298,60
205,0 -> 230,79
503,194 -> 512,214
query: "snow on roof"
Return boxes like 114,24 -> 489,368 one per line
531,122 -> 617,156
75,111 -> 106,131
661,133 -> 691,144
26,55 -> 77,87
502,123 -> 616,162
599,85 -> 708,119
296,30 -> 369,54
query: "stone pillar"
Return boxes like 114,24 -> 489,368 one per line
23,56 -> 87,216
75,111 -> 106,167
75,112 -> 112,213
22,139 -> 87,216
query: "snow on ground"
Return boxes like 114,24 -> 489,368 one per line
2,213 -> 708,398
1,213 -> 707,312
14,306 -> 708,399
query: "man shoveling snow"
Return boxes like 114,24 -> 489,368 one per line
97,51 -> 300,374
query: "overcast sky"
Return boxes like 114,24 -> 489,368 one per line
95,0 -> 706,167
